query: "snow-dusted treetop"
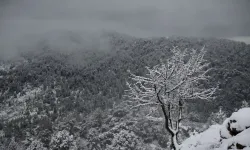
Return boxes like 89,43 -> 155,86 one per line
126,46 -> 217,109
126,46 -> 217,150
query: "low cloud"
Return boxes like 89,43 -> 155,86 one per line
0,0 -> 250,59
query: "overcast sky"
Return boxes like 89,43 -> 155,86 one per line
0,0 -> 250,59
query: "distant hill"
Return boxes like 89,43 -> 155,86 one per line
226,36 -> 250,44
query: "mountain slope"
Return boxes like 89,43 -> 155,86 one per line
0,33 -> 250,149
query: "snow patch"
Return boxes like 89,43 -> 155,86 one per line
182,108 -> 250,150
181,125 -> 221,150
229,108 -> 250,132
220,118 -> 232,139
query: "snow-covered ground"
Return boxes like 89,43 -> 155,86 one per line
181,108 -> 250,150
181,125 -> 221,150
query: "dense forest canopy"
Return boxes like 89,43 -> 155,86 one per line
1,34 -> 249,113
0,33 -> 250,149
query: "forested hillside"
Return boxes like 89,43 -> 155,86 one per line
0,33 -> 250,149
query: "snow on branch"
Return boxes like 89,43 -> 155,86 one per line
125,46 -> 217,107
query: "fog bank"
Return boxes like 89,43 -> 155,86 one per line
0,0 -> 250,59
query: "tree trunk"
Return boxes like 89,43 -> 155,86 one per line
170,133 -> 180,150
155,88 -> 181,150
160,104 -> 180,150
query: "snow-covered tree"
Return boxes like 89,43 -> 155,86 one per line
208,106 -> 227,125
7,137 -> 18,150
241,100 -> 249,108
26,139 -> 47,150
7,137 -> 24,150
107,130 -> 142,150
49,130 -> 76,150
126,47 -> 217,150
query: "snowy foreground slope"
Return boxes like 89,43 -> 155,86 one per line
181,108 -> 250,150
